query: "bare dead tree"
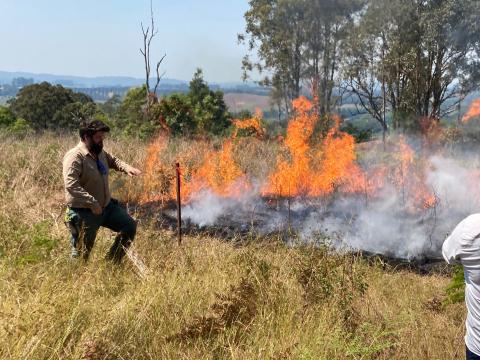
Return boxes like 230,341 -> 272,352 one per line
140,0 -> 166,108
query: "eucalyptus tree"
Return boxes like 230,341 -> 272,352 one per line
240,0 -> 363,118
342,0 -> 480,132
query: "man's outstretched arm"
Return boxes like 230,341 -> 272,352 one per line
104,151 -> 142,177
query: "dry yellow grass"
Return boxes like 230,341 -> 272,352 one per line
0,133 -> 466,359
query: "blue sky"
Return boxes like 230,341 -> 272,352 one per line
0,0 -> 254,82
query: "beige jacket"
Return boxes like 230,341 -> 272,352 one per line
62,141 -> 130,209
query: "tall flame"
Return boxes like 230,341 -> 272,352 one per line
141,135 -> 170,204
262,97 -> 361,197
309,119 -> 359,196
262,97 -> 317,197
140,96 -> 441,213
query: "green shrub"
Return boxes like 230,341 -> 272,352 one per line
8,118 -> 32,136
0,105 -> 16,128
341,121 -> 373,143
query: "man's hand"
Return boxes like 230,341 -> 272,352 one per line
92,204 -> 103,215
127,166 -> 142,177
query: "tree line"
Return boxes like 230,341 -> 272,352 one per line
0,69 -> 235,138
239,0 -> 480,135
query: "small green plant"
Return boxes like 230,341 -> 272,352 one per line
443,264 -> 465,305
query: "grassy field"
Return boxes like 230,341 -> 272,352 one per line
0,133 -> 466,359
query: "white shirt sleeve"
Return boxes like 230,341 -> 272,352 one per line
442,214 -> 480,356
442,235 -> 461,264
442,214 -> 480,266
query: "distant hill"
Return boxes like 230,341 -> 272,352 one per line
0,70 -> 184,88
0,70 -> 267,93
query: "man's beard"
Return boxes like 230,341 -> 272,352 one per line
89,141 -> 103,155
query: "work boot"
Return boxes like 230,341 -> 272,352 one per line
106,233 -> 132,264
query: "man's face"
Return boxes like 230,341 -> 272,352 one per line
86,131 -> 106,155
91,131 -> 106,146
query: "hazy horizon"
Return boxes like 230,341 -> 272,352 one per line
0,0 -> 256,83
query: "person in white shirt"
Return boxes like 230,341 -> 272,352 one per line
443,214 -> 480,359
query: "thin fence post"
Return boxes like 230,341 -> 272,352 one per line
175,162 -> 182,245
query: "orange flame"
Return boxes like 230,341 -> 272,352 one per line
141,113 -> 260,203
141,135 -> 170,204
389,137 -> 437,211
262,97 -> 363,197
309,119 -> 360,196
180,140 -> 250,200
232,109 -> 265,139
141,96 -> 441,213
393,136 -> 414,188
262,97 -> 317,197
462,99 -> 480,123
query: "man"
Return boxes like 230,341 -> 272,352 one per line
63,119 -> 142,262
443,214 -> 480,359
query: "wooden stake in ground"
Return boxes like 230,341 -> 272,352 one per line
176,163 -> 182,245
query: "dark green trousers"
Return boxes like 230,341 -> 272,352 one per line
66,200 -> 137,263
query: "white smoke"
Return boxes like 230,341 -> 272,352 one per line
181,183 -> 263,228
426,155 -> 480,215
179,145 -> 480,260
299,189 -> 436,259
182,190 -> 232,227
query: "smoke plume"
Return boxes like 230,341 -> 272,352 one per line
179,143 -> 480,260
